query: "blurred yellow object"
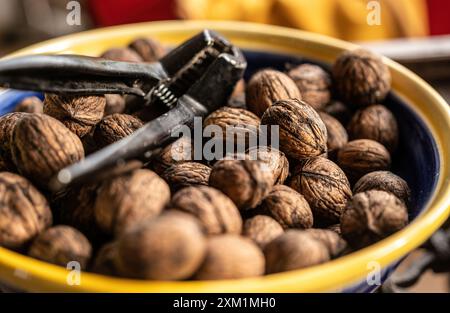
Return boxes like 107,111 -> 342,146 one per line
177,0 -> 428,41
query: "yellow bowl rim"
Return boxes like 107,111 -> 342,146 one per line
0,20 -> 449,292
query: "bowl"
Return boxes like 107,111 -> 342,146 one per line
0,20 -> 449,292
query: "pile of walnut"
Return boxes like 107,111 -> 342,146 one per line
0,38 -> 411,281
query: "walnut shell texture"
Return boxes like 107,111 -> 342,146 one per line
290,157 -> 352,224
100,47 -> 143,62
91,241 -> 119,276
128,37 -> 166,62
353,171 -> 410,204
14,96 -> 43,114
44,94 -> 106,138
304,228 -> 348,258
341,190 -> 408,248
287,63 -> 331,110
264,230 -> 330,273
194,235 -> 265,280
162,162 -> 211,192
347,104 -> 399,152
261,99 -> 327,159
95,169 -> 170,236
337,139 -> 391,183
93,113 -> 143,148
28,225 -> 92,269
171,186 -> 242,235
246,146 -> 289,185
243,215 -> 284,248
151,136 -> 194,175
318,112 -> 348,160
0,112 -> 27,171
333,48 -> 391,107
209,159 -> 273,210
260,185 -> 313,229
115,211 -> 206,280
0,172 -> 52,250
11,114 -> 84,189
246,69 -> 301,117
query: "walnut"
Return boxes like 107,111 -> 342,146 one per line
11,114 -> 84,189
340,190 -> 408,248
353,171 -> 411,204
90,241 -> 118,276
246,146 -> 289,185
209,159 -> 273,210
94,169 -> 170,236
261,99 -> 327,159
151,136 -> 193,175
287,64 -> 331,110
303,229 -> 348,258
318,112 -> 348,160
171,186 -> 242,235
0,112 -> 27,171
115,211 -> 206,280
104,94 -> 126,116
14,96 -> 43,113
0,172 -> 52,250
194,235 -> 265,280
203,106 -> 260,150
332,48 -> 391,107
44,94 -> 106,138
243,215 -> 284,248
100,47 -> 143,62
323,100 -> 353,126
93,113 -> 143,148
337,139 -> 391,183
260,185 -> 313,229
28,225 -> 92,269
264,230 -> 330,273
162,162 -> 211,192
129,37 -> 166,62
290,157 -> 352,224
347,104 -> 399,152
246,69 -> 301,116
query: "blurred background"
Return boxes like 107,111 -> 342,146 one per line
0,0 -> 448,292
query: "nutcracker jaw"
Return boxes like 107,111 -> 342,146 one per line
0,29 -> 246,191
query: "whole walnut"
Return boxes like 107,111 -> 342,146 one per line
323,100 -> 353,126
243,215 -> 284,248
151,136 -> 194,175
261,99 -> 327,159
95,169 -> 170,236
194,235 -> 265,280
0,112 -> 27,171
318,112 -> 348,160
11,114 -> 84,189
287,63 -> 331,110
347,104 -> 398,152
115,211 -> 206,280
28,225 -> 92,269
290,157 -> 352,224
209,159 -> 273,210
44,94 -> 106,138
332,48 -> 391,107
171,186 -> 242,235
14,96 -> 43,113
100,47 -> 143,62
129,37 -> 166,62
203,106 -> 260,151
91,241 -> 118,276
162,162 -> 211,192
303,228 -> 348,258
246,146 -> 289,185
104,94 -> 126,116
353,171 -> 411,204
0,172 -> 52,250
246,69 -> 301,117
93,113 -> 143,148
264,230 -> 330,273
337,139 -> 391,183
341,190 -> 408,248
260,185 -> 313,229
